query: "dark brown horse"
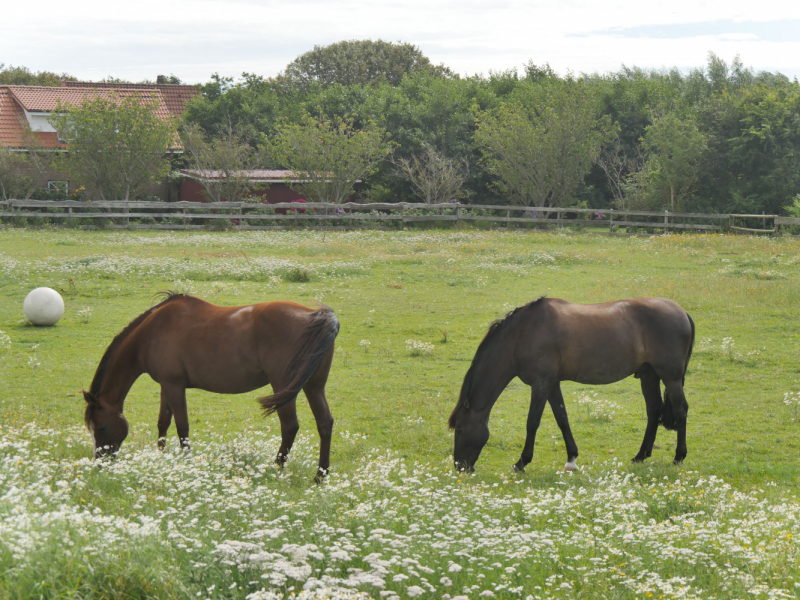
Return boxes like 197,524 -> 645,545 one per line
448,297 -> 695,473
83,293 -> 339,480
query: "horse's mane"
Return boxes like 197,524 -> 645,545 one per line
448,297 -> 545,429
87,291 -> 184,400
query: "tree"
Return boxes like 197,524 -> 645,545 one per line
181,121 -> 262,202
634,110 -> 708,212
0,121 -> 60,200
475,80 -> 612,207
723,84 -> 800,214
357,72 -> 489,202
393,145 -> 469,204
183,73 -> 281,142
49,93 -> 176,201
597,130 -> 646,210
0,63 -> 76,86
276,40 -> 451,93
270,115 -> 391,203
0,145 -> 35,200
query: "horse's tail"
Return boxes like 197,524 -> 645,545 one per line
661,312 -> 695,430
683,313 -> 695,386
259,306 -> 339,416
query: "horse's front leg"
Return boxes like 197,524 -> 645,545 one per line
275,399 -> 300,468
157,392 -> 173,450
161,383 -> 190,451
548,383 -> 579,471
513,383 -> 548,473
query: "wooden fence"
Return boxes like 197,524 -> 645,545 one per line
1,199 -> 798,234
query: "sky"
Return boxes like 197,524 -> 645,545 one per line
2,0 -> 799,84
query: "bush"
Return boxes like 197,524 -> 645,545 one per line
282,267 -> 311,283
207,218 -> 233,230
28,215 -> 49,228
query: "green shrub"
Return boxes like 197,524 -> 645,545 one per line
282,267 -> 311,283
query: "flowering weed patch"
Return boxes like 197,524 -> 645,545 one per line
0,424 -> 798,599
573,392 -> 621,421
405,340 -> 434,357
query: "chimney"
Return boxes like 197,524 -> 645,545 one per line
156,75 -> 165,84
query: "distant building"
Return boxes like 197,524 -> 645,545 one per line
179,169 -> 306,204
0,78 -> 198,199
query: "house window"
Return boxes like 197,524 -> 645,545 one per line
47,181 -> 69,195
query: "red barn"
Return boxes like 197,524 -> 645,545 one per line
179,169 -> 308,204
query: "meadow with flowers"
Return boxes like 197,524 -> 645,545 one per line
1,226 -> 799,599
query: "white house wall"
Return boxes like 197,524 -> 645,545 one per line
23,110 -> 57,133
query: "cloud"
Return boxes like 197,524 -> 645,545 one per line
2,1 -> 799,82
577,19 -> 800,44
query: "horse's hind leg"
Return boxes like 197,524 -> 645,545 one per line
548,383 -> 579,471
303,383 -> 334,483
513,383 -> 548,473
157,393 -> 173,450
663,379 -> 689,464
633,364 -> 662,463
303,349 -> 335,482
275,399 -> 300,468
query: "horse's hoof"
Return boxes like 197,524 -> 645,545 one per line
314,468 -> 329,484
563,459 -> 578,472
512,463 -> 525,473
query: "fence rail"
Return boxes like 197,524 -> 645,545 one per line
0,199 -> 795,234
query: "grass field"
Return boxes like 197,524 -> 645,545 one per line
1,226 -> 799,599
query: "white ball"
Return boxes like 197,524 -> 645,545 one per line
23,287 -> 64,326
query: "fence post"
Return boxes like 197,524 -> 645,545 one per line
124,202 -> 129,228
456,205 -> 461,227
401,204 -> 406,228
664,210 -> 669,232
506,208 -> 510,229
182,207 -> 187,230
556,209 -> 562,229
239,204 -> 244,230
609,212 -> 613,235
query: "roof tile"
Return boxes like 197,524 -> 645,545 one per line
181,169 -> 299,181
62,81 -> 199,116
1,84 -> 187,150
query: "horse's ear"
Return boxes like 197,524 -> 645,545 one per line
82,390 -> 98,406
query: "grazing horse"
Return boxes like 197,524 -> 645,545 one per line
83,293 -> 339,480
448,297 -> 695,473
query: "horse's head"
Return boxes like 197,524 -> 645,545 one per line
450,404 -> 490,473
83,391 -> 129,458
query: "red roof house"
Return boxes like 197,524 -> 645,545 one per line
0,79 -> 199,199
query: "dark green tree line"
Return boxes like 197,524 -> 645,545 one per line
7,43 -> 800,214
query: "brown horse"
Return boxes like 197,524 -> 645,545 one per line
83,293 -> 339,480
448,297 -> 695,473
